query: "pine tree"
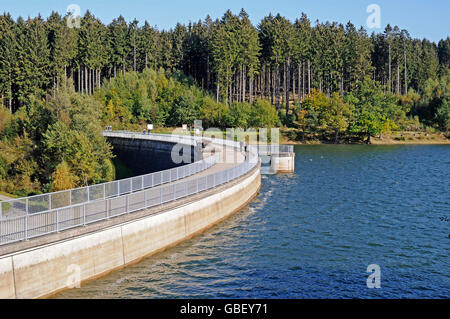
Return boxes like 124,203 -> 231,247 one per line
47,12 -> 78,88
0,13 -> 17,111
293,13 -> 312,103
136,21 -> 158,71
108,16 -> 129,77
14,15 -> 51,106
172,23 -> 187,72
344,22 -> 373,92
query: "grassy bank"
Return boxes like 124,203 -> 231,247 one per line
0,191 -> 17,201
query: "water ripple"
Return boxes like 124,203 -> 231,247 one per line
55,145 -> 450,299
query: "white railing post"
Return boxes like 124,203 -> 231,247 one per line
144,190 -> 147,208
25,215 -> 28,240
56,210 -> 59,233
83,204 -> 86,225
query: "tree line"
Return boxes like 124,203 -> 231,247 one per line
0,8 -> 449,196
0,9 -> 448,114
0,79 -> 114,196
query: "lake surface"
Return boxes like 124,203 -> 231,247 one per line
55,145 -> 450,299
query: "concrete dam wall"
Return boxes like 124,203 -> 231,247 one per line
0,163 -> 260,299
107,136 -> 201,176
0,134 -> 261,298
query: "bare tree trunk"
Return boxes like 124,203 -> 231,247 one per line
206,55 -> 210,91
83,67 -> 86,94
404,46 -> 408,95
249,76 -> 254,104
292,63 -> 296,102
263,66 -> 267,99
85,66 -> 88,94
283,61 -> 286,106
216,77 -> 220,103
397,63 -> 400,95
298,59 -> 302,106
302,61 -> 305,98
285,57 -> 291,116
275,56 -> 280,111
307,59 -> 311,94
270,66 -> 274,105
133,30 -> 137,72
229,82 -> 232,106
388,43 -> 391,92
235,71 -> 239,103
242,65 -> 246,102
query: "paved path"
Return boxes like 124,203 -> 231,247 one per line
0,195 -> 12,202
0,140 -> 252,245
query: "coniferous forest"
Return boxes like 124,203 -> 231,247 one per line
0,9 -> 449,196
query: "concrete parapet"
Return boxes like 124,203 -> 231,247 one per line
270,153 -> 295,173
0,163 -> 261,299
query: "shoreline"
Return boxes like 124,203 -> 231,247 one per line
280,140 -> 450,146
280,132 -> 450,146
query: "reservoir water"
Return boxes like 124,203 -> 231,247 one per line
55,145 -> 449,298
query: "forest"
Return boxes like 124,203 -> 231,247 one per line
0,9 -> 449,196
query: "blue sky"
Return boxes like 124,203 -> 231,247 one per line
1,0 -> 448,42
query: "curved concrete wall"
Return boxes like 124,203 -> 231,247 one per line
0,165 -> 261,299
107,136 -> 201,175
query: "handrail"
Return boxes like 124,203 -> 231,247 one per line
253,144 -> 294,154
0,132 -> 258,246
0,132 -> 215,218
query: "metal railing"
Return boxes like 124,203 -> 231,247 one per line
0,133 -> 214,219
103,130 -> 203,146
0,152 -> 257,246
254,144 -> 294,155
0,132 -> 259,246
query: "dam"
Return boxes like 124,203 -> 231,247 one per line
0,131 -> 293,298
